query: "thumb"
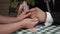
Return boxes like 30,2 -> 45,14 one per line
30,8 -> 36,12
31,18 -> 38,22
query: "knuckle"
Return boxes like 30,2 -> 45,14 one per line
35,7 -> 39,9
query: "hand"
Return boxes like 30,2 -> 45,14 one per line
30,7 -> 46,23
17,11 -> 31,21
21,18 -> 39,29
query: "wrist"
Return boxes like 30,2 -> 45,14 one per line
43,12 -> 47,23
41,12 -> 46,23
16,21 -> 24,28
16,16 -> 22,22
13,17 -> 20,22
38,12 -> 46,23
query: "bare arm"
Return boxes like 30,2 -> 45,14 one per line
0,15 -> 19,23
0,11 -> 31,23
0,18 -> 38,34
0,22 -> 23,34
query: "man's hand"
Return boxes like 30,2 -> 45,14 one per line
21,18 -> 39,29
30,7 -> 46,23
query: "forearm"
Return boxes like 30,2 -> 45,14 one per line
0,22 -> 23,34
0,15 -> 20,23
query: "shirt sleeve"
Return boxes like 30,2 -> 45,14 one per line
44,12 -> 53,27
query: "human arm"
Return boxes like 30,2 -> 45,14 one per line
30,7 -> 54,26
0,11 -> 31,23
0,18 -> 38,34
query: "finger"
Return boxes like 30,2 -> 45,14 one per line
31,10 -> 36,15
21,10 -> 30,15
30,7 -> 38,12
24,12 -> 31,18
32,20 -> 39,27
34,20 -> 39,25
31,18 -> 39,22
31,12 -> 37,18
30,20 -> 39,27
30,8 -> 36,12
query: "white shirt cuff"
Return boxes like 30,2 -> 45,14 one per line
44,12 -> 53,27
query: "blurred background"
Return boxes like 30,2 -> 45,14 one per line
0,0 -> 35,16
0,0 -> 10,16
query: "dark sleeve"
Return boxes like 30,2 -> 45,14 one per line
50,12 -> 60,25
50,0 -> 60,25
35,0 -> 47,11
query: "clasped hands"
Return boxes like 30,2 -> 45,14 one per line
17,7 -> 46,32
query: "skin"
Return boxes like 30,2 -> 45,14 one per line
0,1 -> 41,34
0,2 -> 46,34
0,18 -> 38,34
0,7 -> 46,34
0,10 -> 31,23
30,7 -> 46,23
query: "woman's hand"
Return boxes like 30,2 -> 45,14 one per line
20,18 -> 39,29
17,11 -> 31,21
